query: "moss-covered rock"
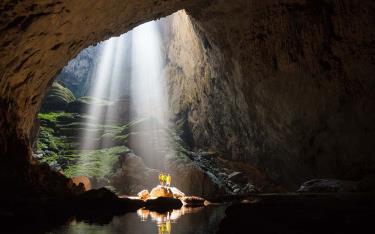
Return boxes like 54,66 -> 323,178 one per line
41,82 -> 76,111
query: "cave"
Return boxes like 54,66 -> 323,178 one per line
1,1 -> 375,233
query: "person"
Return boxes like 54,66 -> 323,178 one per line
166,174 -> 171,187
159,172 -> 164,186
162,173 -> 167,186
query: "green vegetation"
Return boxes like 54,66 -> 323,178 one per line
36,110 -> 129,180
63,146 -> 130,179
36,97 -> 190,184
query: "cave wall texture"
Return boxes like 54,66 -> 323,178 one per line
0,0 -> 374,193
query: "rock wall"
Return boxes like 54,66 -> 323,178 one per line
0,0 -> 374,193
56,46 -> 99,98
165,2 -> 375,188
165,11 -> 253,160
186,0 -> 375,188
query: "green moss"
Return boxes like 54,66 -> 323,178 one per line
38,112 -> 74,122
63,146 -> 130,179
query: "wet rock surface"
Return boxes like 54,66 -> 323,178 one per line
298,179 -> 357,193
181,196 -> 205,207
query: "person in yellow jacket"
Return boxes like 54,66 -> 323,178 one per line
166,174 -> 171,187
159,172 -> 164,186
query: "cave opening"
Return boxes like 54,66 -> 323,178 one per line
35,11 -> 183,193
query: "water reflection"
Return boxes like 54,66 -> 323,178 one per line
50,205 -> 227,234
137,206 -> 204,234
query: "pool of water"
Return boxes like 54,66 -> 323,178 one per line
48,204 -> 228,234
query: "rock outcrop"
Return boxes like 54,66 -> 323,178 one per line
298,176 -> 375,193
41,82 -> 75,111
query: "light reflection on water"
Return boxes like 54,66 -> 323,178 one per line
50,205 -> 227,234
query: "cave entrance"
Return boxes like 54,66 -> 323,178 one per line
34,11 -> 188,194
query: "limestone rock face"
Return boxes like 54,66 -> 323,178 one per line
56,46 -> 99,98
165,2 -> 375,188
0,0 -> 374,194
167,158 -> 226,197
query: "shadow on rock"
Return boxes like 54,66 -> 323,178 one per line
218,193 -> 375,234
145,197 -> 183,213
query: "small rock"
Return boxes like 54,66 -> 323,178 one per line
297,179 -> 357,193
72,176 -> 92,191
137,189 -> 150,200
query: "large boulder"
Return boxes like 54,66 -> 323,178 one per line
150,185 -> 174,198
